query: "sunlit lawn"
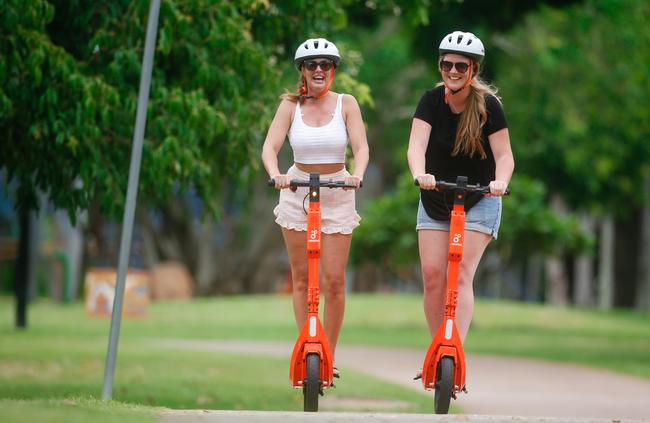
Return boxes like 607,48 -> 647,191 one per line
1,294 -> 649,421
0,398 -> 158,423
0,294 -> 438,419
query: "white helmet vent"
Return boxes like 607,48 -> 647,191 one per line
439,31 -> 485,62
294,38 -> 341,69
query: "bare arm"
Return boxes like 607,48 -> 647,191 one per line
261,99 -> 294,188
407,118 -> 436,189
487,127 -> 515,196
343,94 -> 369,188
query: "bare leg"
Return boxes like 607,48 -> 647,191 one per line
455,230 -> 492,341
320,232 -> 352,358
418,229 -> 491,342
418,230 -> 449,338
282,228 -> 308,329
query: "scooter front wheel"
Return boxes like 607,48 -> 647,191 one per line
434,356 -> 454,414
303,353 -> 320,412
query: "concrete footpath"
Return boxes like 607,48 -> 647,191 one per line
160,410 -> 645,423
155,339 -> 650,422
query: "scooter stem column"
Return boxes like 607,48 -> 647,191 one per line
307,173 -> 321,314
446,177 -> 467,319
446,209 -> 464,319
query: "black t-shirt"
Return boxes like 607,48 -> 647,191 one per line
414,85 -> 508,220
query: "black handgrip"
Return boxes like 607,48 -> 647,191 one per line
267,179 -> 275,187
288,179 -> 362,189
414,178 -> 510,195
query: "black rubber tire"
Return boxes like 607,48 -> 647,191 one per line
303,353 -> 320,412
434,357 -> 454,414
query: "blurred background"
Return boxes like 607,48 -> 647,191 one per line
2,0 -> 650,325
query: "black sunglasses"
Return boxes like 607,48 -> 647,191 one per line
303,59 -> 335,72
439,60 -> 470,74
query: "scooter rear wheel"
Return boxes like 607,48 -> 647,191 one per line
434,356 -> 454,414
303,353 -> 320,412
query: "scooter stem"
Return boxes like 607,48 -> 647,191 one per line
421,176 -> 468,392
307,175 -> 321,314
289,172 -> 334,390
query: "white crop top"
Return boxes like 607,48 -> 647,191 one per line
288,94 -> 348,164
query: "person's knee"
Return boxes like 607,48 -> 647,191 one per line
458,263 -> 478,288
322,271 -> 346,298
291,270 -> 309,292
421,264 -> 445,293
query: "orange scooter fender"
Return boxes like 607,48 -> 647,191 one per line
421,318 -> 467,392
289,315 -> 334,389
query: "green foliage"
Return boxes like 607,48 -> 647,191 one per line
351,172 -> 592,270
496,0 -> 650,213
0,0 -> 355,218
498,175 -> 593,259
351,172 -> 419,268
352,18 -> 433,179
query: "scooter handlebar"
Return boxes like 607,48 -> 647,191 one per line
414,178 -> 509,195
267,178 -> 362,190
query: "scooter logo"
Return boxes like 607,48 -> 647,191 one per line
308,229 -> 319,242
451,233 -> 462,246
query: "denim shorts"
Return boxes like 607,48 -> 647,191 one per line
416,196 -> 502,239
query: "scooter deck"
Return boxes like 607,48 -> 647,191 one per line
289,313 -> 334,389
421,317 -> 466,392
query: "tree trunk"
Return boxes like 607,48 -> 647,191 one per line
545,256 -> 569,306
614,212 -> 639,308
27,211 -> 40,301
525,253 -> 543,302
474,250 -> 501,298
545,195 -> 570,306
598,215 -> 615,310
574,212 -> 595,307
14,208 -> 30,329
137,178 -> 288,295
636,173 -> 650,313
352,263 -> 384,292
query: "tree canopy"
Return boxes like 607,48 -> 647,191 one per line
496,0 -> 650,214
0,0 -> 352,218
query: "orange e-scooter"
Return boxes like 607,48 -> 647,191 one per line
415,175 -> 506,414
269,172 -> 358,412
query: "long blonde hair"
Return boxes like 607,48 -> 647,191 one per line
280,74 -> 308,103
438,60 -> 501,159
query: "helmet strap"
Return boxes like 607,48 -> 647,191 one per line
306,68 -> 336,100
444,66 -> 473,104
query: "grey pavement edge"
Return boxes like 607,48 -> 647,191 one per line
160,410 -> 645,423
153,340 -> 650,420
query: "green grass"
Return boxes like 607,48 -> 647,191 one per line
1,294 -> 649,420
0,295 -> 435,419
343,295 -> 650,380
0,398 -> 158,423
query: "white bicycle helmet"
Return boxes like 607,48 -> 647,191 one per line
294,38 -> 341,69
439,31 -> 485,62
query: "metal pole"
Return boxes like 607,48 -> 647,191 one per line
102,0 -> 161,400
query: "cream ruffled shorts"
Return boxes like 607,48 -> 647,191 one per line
274,165 -> 361,234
